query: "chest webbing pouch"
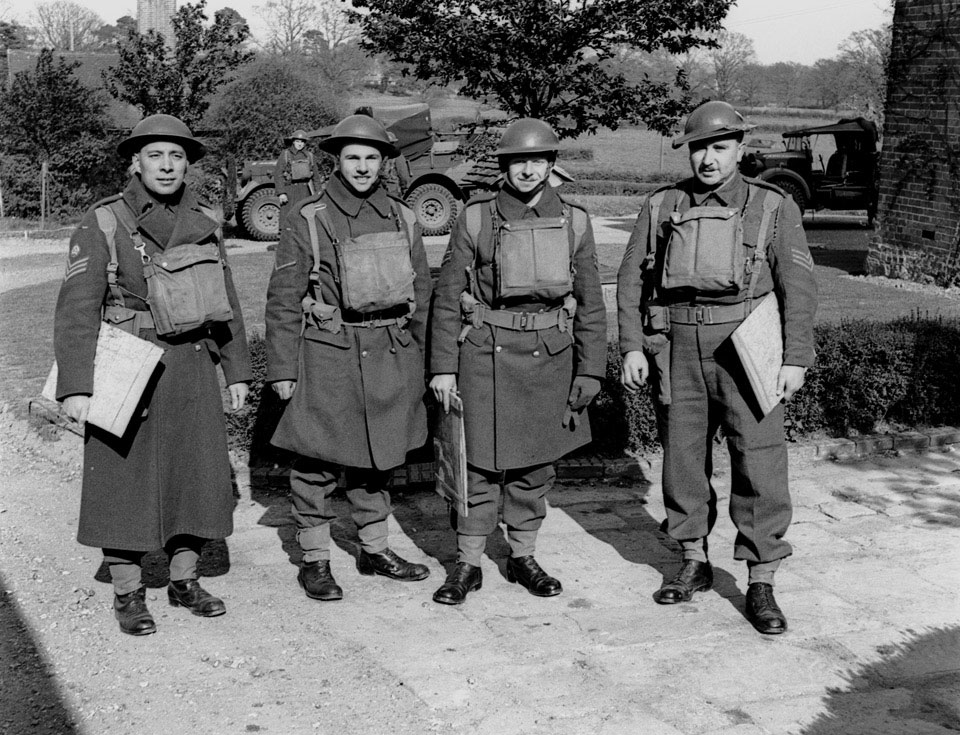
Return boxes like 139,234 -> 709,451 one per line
98,201 -> 233,337
289,152 -> 314,182
299,201 -> 416,332
661,189 -> 751,292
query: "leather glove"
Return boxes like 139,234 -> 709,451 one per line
562,376 -> 601,429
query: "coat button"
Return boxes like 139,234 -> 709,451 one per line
532,350 -> 540,357
361,350 -> 369,357
389,348 -> 397,354
495,346 -> 502,353
194,345 -> 202,352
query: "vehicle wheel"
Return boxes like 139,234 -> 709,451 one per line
406,183 -> 461,236
772,179 -> 806,214
240,188 -> 281,241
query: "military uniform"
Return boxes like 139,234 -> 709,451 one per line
54,175 -> 251,583
430,183 -> 607,565
618,171 -> 817,568
265,172 -> 432,563
274,145 -> 322,216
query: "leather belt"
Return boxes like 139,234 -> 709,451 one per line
668,301 -> 750,325
477,306 -> 565,331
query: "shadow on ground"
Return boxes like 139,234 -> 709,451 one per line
0,574 -> 80,734
799,625 -> 960,734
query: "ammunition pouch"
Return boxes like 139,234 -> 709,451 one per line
301,295 -> 343,334
141,243 -> 233,337
102,304 -> 155,335
289,157 -> 312,181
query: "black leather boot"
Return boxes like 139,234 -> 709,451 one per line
114,587 -> 156,636
433,562 -> 483,605
506,555 -> 562,597
298,560 -> 343,601
357,548 -> 430,581
746,582 -> 787,634
167,579 -> 226,617
654,560 -> 713,604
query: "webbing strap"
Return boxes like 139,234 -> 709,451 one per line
746,189 -> 781,301
94,206 -> 124,307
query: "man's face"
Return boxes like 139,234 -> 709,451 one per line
339,143 -> 382,193
505,155 -> 552,193
133,141 -> 188,197
292,139 -> 306,151
688,136 -> 744,189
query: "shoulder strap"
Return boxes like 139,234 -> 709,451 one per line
300,202 -> 326,294
746,188 -> 783,300
465,200 -> 484,246
94,205 -> 124,307
393,202 -> 417,244
647,189 -> 668,255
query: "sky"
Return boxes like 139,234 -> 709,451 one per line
10,0 -> 892,66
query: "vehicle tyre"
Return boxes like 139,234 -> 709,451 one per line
406,183 -> 461,236
771,179 -> 806,214
240,187 -> 281,241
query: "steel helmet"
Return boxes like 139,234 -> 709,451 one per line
318,115 -> 399,159
117,114 -> 205,162
672,101 -> 755,149
494,118 -> 560,157
285,129 -> 309,144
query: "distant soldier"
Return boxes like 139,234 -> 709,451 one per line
54,114 -> 251,636
265,114 -> 433,601
429,118 -> 606,604
617,100 -> 818,634
274,129 -> 322,218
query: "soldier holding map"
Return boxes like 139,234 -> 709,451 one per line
617,100 -> 817,634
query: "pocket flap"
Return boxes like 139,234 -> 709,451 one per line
303,324 -> 351,349
154,243 -> 221,272
670,206 -> 737,225
541,328 -> 573,355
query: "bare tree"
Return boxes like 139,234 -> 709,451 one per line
256,0 -> 320,54
31,0 -> 105,51
837,25 -> 891,124
706,30 -> 757,101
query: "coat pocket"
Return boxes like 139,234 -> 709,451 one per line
303,323 -> 351,349
541,327 -> 574,356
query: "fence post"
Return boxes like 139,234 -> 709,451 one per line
41,161 -> 48,232
659,136 -> 664,175
0,175 -> 4,219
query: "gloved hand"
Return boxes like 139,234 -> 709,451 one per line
562,376 -> 601,429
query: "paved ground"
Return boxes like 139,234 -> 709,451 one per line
2,413 -> 958,734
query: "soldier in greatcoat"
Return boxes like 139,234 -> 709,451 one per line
54,114 -> 252,636
274,129 -> 322,220
618,100 -> 818,634
265,114 -> 433,601
429,118 -> 607,604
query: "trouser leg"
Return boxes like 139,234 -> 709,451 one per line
714,340 -> 793,564
344,467 -> 394,554
452,465 -> 503,565
502,463 -> 555,558
289,457 -> 339,563
661,323 -> 720,544
747,558 -> 782,586
165,535 -> 203,582
103,548 -> 145,596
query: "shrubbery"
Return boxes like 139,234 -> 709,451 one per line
228,316 -> 960,461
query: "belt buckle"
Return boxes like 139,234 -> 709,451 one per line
693,305 -> 706,324
518,312 -> 529,330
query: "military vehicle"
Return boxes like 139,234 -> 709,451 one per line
234,104 -> 501,241
739,117 -> 879,224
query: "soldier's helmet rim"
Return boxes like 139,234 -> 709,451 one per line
494,118 -> 560,158
672,100 -> 755,150
117,114 -> 205,162
319,115 -> 399,159
285,129 -> 310,143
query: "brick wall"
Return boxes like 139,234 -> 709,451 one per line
867,0 -> 960,285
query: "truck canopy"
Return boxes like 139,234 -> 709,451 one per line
782,117 -> 879,145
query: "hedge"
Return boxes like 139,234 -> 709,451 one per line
229,316 -> 960,462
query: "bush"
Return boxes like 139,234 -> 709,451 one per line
227,317 -> 960,461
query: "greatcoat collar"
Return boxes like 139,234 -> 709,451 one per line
325,172 -> 393,219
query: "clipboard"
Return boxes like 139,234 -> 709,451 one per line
42,322 -> 164,437
730,291 -> 783,417
433,394 -> 468,517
